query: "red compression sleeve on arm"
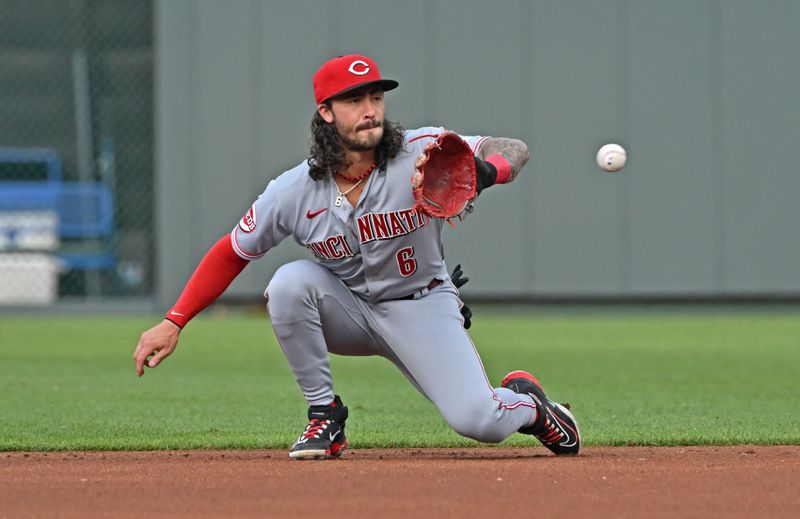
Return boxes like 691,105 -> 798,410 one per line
165,235 -> 250,328
486,154 -> 513,184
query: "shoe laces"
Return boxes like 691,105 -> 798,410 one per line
537,408 -> 566,444
301,419 -> 330,440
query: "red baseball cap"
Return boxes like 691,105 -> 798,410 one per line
313,54 -> 399,105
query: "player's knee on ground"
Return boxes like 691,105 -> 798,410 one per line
441,398 -> 508,443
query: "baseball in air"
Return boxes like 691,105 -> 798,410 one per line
596,143 -> 627,172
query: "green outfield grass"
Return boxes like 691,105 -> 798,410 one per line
1,308 -> 799,451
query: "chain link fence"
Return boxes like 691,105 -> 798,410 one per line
0,0 -> 153,304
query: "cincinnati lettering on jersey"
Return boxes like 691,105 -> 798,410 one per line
357,206 -> 429,244
305,234 -> 355,260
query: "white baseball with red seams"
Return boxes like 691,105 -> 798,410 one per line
231,127 -> 539,441
596,143 -> 627,172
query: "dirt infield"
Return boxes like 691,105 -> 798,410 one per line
2,446 -> 799,518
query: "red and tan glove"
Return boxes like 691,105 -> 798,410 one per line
412,132 -> 477,225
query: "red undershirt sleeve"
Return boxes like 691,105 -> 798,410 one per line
164,235 -> 251,328
485,154 -> 513,184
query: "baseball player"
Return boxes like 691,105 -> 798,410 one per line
133,54 -> 580,459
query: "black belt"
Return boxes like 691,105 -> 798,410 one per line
394,278 -> 443,300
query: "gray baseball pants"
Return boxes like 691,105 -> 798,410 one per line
266,259 -> 536,443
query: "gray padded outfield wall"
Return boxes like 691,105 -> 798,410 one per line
155,0 -> 800,308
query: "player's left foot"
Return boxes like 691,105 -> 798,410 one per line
289,395 -> 348,460
501,370 -> 581,455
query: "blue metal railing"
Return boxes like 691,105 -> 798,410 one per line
0,148 -> 116,271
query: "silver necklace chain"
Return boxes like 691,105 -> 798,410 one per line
334,177 -> 365,207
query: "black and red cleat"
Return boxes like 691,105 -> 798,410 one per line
289,395 -> 348,460
501,371 -> 581,455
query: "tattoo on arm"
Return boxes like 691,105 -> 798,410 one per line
477,137 -> 530,182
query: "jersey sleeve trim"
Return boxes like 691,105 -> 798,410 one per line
407,133 -> 441,144
471,136 -> 490,154
231,228 -> 269,260
408,132 -> 489,155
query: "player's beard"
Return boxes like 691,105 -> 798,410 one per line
336,118 -> 384,151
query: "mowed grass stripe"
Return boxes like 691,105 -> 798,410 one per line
1,311 -> 798,450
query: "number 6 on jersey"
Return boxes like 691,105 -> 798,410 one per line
396,247 -> 417,277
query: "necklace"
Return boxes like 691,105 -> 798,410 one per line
337,163 -> 377,182
334,163 -> 376,207
335,177 -> 365,207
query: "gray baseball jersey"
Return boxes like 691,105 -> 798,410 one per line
230,127 -> 488,301
234,126 -> 538,444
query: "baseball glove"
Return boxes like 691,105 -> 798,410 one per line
413,132 -> 477,225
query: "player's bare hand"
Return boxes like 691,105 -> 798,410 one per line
133,319 -> 181,376
411,141 -> 439,187
411,168 -> 423,188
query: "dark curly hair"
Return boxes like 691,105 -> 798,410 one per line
307,109 -> 405,181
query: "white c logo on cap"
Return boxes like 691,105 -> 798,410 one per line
348,60 -> 370,76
